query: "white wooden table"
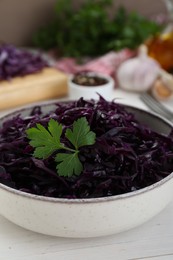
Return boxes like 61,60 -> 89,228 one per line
0,89 -> 173,260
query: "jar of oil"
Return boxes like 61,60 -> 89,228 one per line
146,31 -> 173,71
146,0 -> 173,72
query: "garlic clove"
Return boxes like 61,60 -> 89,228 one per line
151,79 -> 173,100
117,45 -> 160,92
160,69 -> 173,90
151,69 -> 173,100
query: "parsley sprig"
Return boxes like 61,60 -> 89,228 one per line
26,117 -> 96,177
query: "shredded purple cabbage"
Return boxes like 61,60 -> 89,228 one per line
0,44 -> 48,80
0,97 -> 173,199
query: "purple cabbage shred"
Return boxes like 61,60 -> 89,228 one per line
0,97 -> 173,199
0,44 -> 48,80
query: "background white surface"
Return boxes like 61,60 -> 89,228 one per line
0,89 -> 173,260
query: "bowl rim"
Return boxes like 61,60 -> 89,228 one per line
0,100 -> 173,204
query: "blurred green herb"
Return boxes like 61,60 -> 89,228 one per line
32,0 -> 162,57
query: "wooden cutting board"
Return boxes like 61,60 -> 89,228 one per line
0,67 -> 68,110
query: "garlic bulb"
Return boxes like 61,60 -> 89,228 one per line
117,45 -> 160,92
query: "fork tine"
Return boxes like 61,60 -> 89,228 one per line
143,94 -> 173,116
140,94 -> 169,116
140,93 -> 173,120
141,95 -> 173,118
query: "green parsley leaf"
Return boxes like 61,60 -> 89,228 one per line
26,118 -> 63,159
65,117 -> 96,149
55,152 -> 83,177
26,116 -> 96,177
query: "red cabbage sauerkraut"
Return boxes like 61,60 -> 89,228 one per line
0,44 -> 48,80
0,97 -> 173,198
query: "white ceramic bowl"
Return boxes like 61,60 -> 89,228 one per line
0,103 -> 173,238
68,72 -> 114,100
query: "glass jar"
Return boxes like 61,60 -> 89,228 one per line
146,0 -> 173,72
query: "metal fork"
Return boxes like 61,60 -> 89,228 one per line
140,93 -> 173,121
